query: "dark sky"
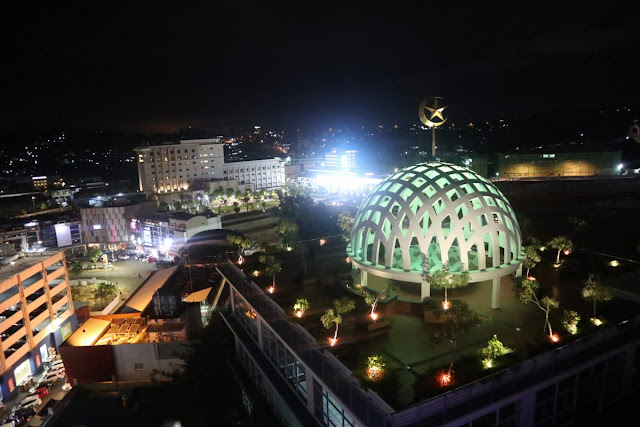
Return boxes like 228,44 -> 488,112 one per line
2,2 -> 639,133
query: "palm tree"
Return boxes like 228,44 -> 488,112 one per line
548,236 -> 573,264
581,274 -> 613,319
259,254 -> 281,290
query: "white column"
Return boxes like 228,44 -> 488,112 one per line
421,278 -> 430,300
491,277 -> 501,309
516,264 -> 523,278
361,270 -> 368,287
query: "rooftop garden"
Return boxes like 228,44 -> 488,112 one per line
227,190 -> 640,409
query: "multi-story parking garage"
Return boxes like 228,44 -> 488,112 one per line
0,252 -> 78,402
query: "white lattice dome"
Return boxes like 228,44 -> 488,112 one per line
348,162 -> 524,289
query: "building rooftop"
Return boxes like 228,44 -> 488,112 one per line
0,255 -> 50,286
118,266 -> 178,314
65,318 -> 111,347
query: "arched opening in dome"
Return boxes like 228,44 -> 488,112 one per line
468,244 -> 479,270
377,242 -> 386,266
447,238 -> 462,272
427,236 -> 442,273
409,235 -> 421,271
392,238 -> 402,269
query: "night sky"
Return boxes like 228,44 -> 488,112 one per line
3,2 -> 639,133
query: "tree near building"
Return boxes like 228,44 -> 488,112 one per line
232,202 -> 240,219
321,297 -> 356,345
548,236 -> 573,265
293,299 -> 310,317
523,245 -> 541,278
480,335 -> 513,368
87,248 -> 103,264
425,263 -> 470,309
227,235 -> 253,256
277,220 -> 299,248
443,300 -> 485,377
561,310 -> 580,335
581,274 -> 613,321
519,279 -> 560,339
259,254 -> 282,291
321,309 -> 342,345
93,282 -> 117,302
363,280 -> 398,320
225,188 -> 235,200
336,211 -> 355,242
69,260 -> 84,279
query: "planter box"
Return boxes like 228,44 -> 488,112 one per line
424,310 -> 450,324
357,319 -> 390,331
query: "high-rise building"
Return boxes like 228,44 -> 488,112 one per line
325,149 -> 357,170
135,138 -> 286,193
135,139 -> 225,193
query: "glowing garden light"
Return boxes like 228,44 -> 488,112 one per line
370,312 -> 379,321
293,298 -> 309,318
438,371 -> 452,386
442,300 -> 451,310
592,318 -> 603,326
366,355 -> 386,381
483,358 -> 493,369
319,238 -> 326,246
345,256 -> 351,263
267,286 -> 275,294
550,333 -> 560,343
238,255 -> 244,265
253,270 -> 260,277
610,260 -> 620,267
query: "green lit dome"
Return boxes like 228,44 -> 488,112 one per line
348,162 -> 523,281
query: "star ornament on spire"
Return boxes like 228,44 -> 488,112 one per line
419,96 -> 448,127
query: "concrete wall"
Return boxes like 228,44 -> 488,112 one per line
495,175 -> 640,196
112,342 -> 186,382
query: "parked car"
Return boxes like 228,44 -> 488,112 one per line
36,381 -> 55,390
28,387 -> 49,399
10,407 -> 36,424
48,363 -> 65,373
47,359 -> 64,369
117,254 -> 130,260
146,257 -> 157,263
12,394 -> 41,413
43,370 -> 65,382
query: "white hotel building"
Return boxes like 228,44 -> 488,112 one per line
134,138 -> 285,193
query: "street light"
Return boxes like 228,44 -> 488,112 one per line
31,196 -> 36,212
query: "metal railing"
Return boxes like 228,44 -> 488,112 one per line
217,260 -> 392,427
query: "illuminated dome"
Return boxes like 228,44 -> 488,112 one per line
348,162 -> 524,305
